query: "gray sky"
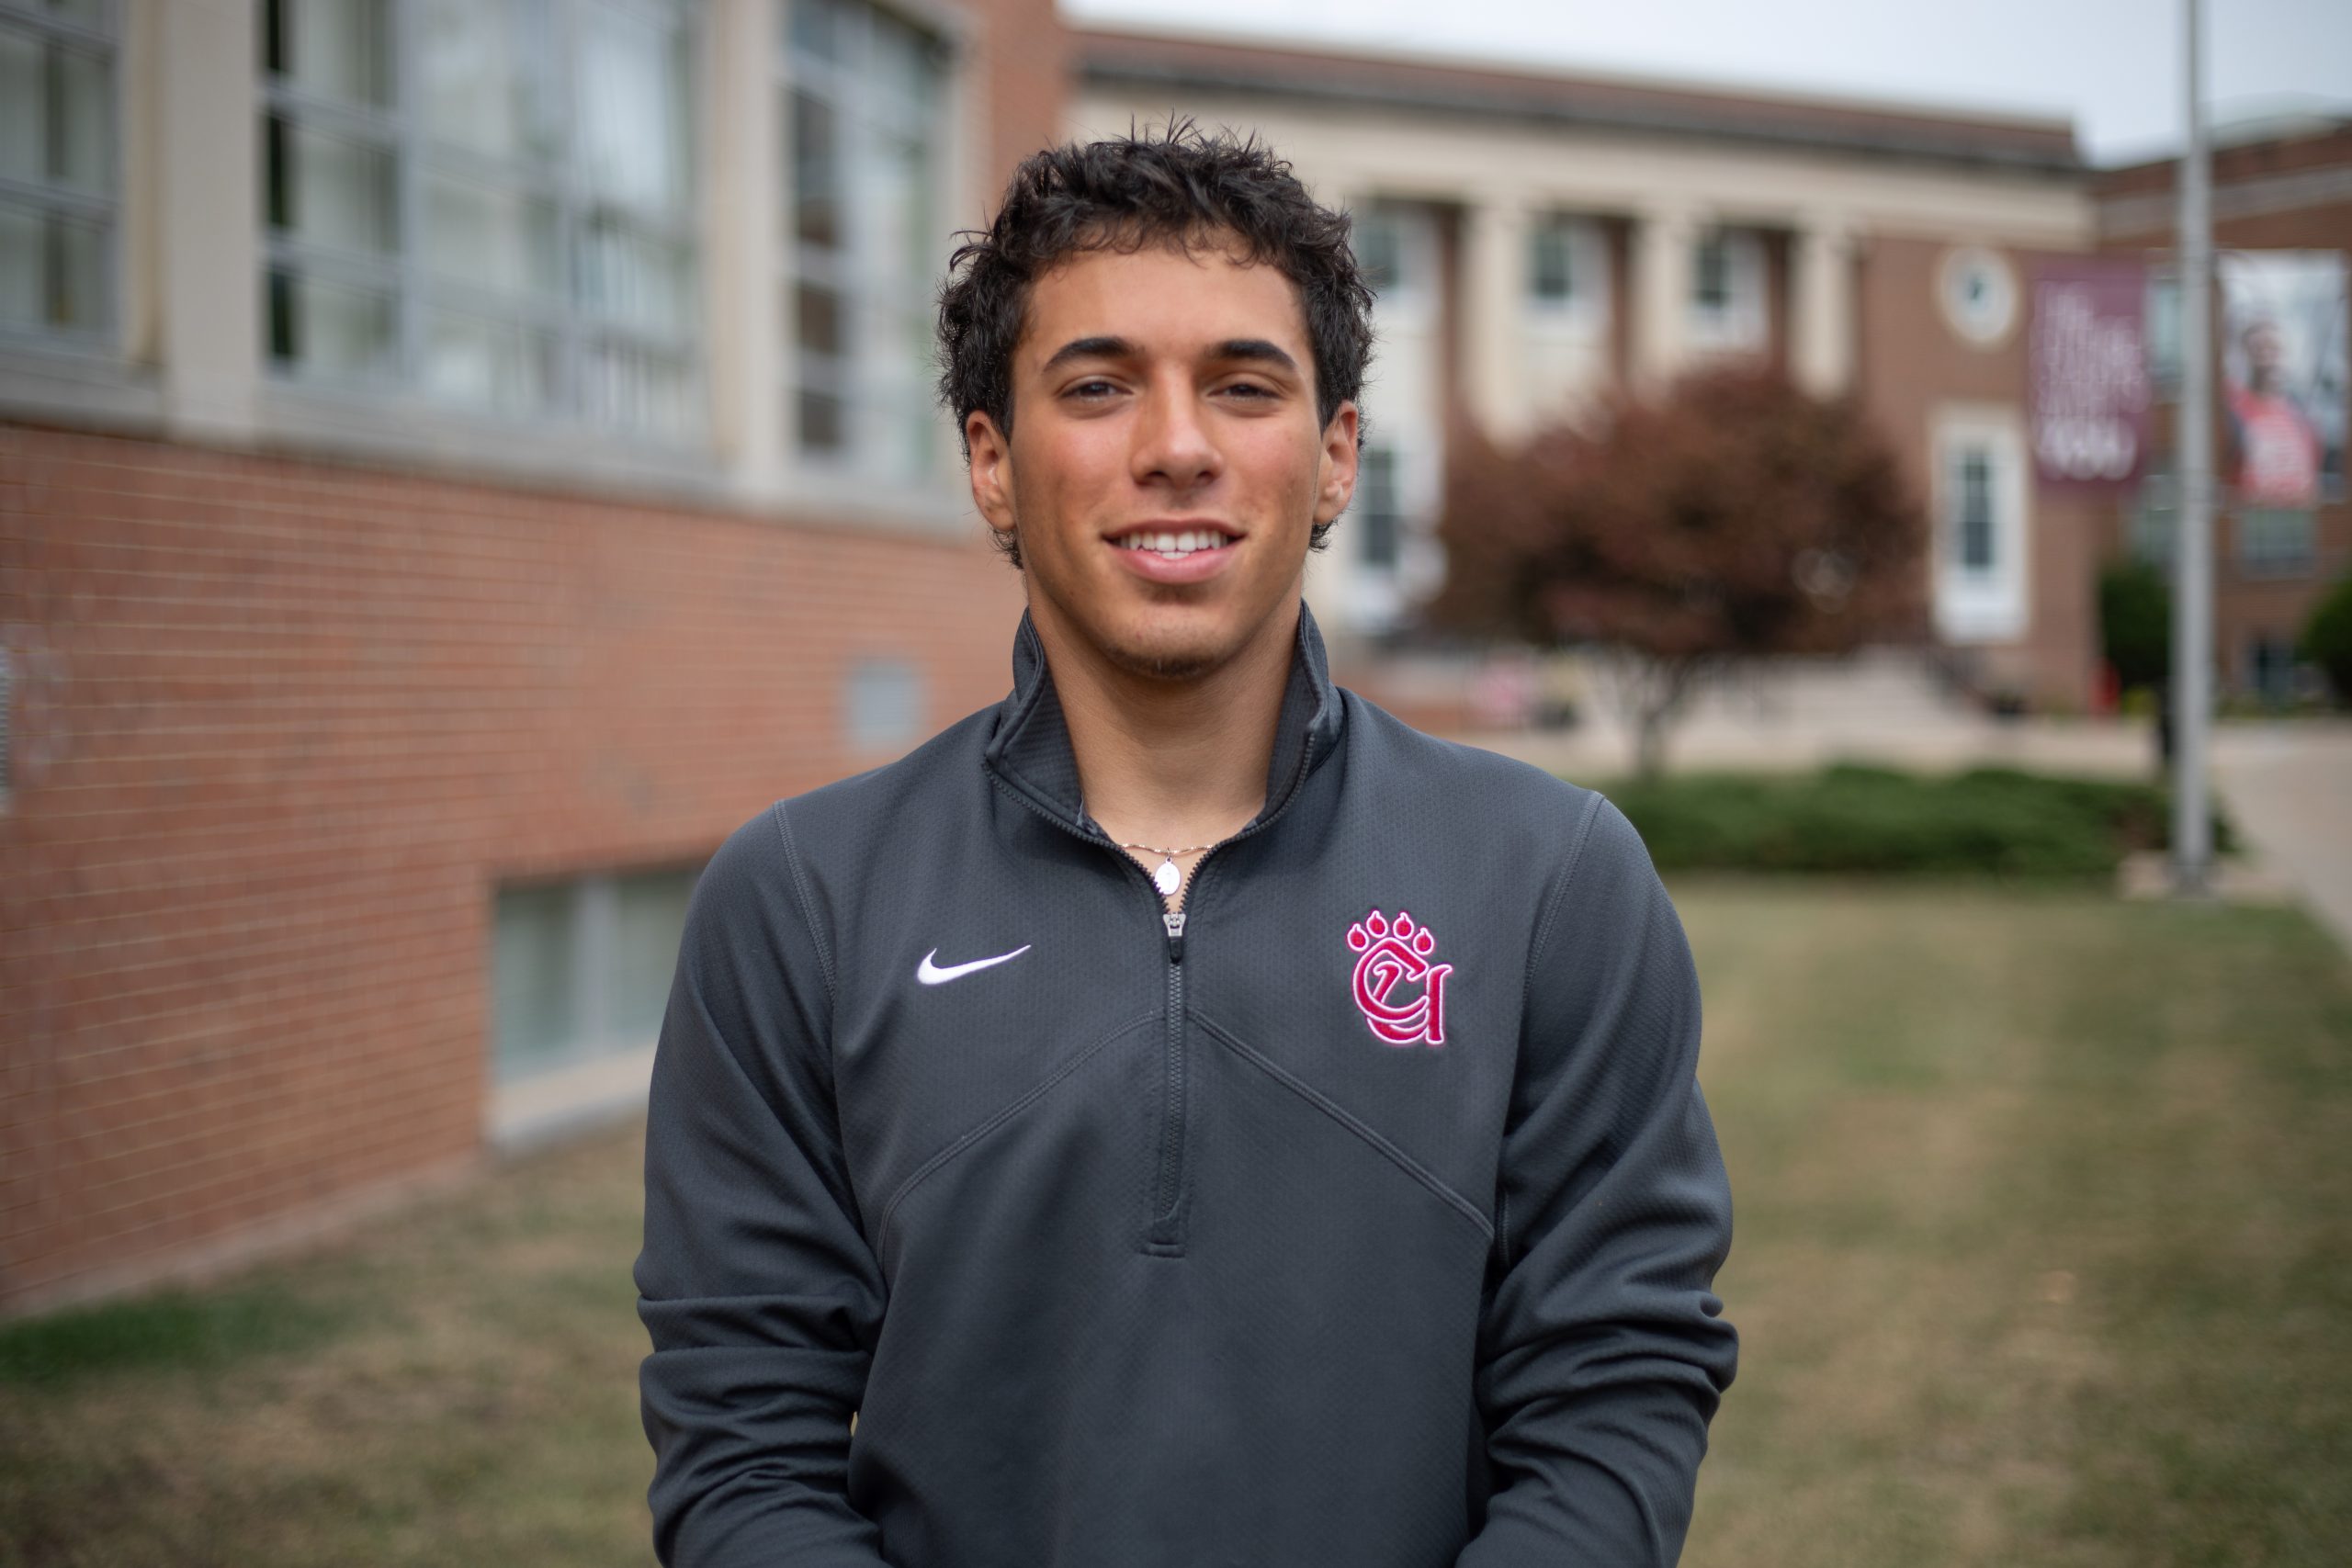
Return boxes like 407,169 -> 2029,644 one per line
1062,0 -> 2352,166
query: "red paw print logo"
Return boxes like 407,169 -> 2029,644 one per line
1345,909 -> 1453,1047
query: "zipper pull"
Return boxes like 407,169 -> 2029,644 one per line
1162,910 -> 1187,964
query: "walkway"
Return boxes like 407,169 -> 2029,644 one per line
2211,720 -> 2352,956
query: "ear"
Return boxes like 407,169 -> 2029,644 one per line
1313,400 -> 1361,525
966,410 -> 1018,540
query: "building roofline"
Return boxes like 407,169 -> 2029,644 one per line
1070,22 -> 2086,178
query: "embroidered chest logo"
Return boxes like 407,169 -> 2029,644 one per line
1345,909 -> 1453,1047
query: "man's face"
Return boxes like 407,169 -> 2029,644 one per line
2245,321 -> 2285,389
965,239 -> 1358,682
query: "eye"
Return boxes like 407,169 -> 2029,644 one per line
1063,378 -> 1120,400
1219,380 -> 1278,401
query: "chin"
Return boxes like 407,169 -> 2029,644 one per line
1087,605 -> 1248,682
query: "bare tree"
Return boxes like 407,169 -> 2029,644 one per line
1431,367 -> 1928,776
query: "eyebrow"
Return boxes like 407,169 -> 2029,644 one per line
1037,335 -> 1303,377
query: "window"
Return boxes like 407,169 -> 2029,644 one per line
1931,409 -> 2028,644
0,1 -> 116,344
1355,209 -> 1402,297
1356,446 -> 1400,570
1531,218 -> 1575,304
843,654 -> 924,751
2245,634 -> 2300,704
2235,506 -> 2314,577
260,0 -> 700,437
1687,226 -> 1765,353
492,863 -> 703,1085
1354,203 -> 1436,307
1954,449 -> 1996,572
2130,461 -> 2177,566
1527,213 -> 1609,319
2146,270 -> 2181,393
1693,232 -> 1732,312
787,0 -> 945,483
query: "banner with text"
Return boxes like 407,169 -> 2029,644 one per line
2030,257 -> 2151,493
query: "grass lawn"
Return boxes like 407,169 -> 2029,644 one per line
4,881 -> 2347,1566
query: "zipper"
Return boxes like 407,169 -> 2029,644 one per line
991,738 -> 1323,1256
1146,909 -> 1188,1248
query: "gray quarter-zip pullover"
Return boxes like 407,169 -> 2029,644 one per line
636,601 -> 1737,1566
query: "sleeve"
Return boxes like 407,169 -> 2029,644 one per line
1456,795 -> 1739,1567
634,803 -> 896,1567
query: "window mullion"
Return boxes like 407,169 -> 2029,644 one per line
553,0 -> 586,423
390,0 -> 423,389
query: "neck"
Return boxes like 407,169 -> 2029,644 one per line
1032,600 -> 1300,852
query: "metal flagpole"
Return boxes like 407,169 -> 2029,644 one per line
2173,0 -> 2214,896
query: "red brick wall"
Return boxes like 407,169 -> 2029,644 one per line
0,426 -> 1023,1314
1855,233 -> 2099,709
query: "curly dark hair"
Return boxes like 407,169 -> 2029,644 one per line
936,121 -> 1375,566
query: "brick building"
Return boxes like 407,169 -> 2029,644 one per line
2,0 -> 1058,1317
10,6 -> 2262,1317
1069,25 -> 2109,709
2095,115 -> 2352,702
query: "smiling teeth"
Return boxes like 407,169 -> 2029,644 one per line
1123,530 -> 1230,556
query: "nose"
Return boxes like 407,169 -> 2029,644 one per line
1130,375 -> 1222,493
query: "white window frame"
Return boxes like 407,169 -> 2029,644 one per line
1930,404 -> 2030,644
256,0 -> 706,442
0,0 -> 120,352
1687,225 -> 1766,355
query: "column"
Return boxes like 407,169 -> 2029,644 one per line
1459,197 -> 1530,441
1791,215 -> 1858,396
1631,202 -> 1698,391
703,0 -> 785,497
155,0 -> 261,441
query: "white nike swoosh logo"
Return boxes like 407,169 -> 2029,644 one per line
916,945 -> 1033,986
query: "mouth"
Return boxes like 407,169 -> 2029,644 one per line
1108,524 -> 1242,560
1104,521 -> 1243,587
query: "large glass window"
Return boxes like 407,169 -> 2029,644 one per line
492,863 -> 703,1084
0,1 -> 116,344
786,0 -> 944,484
260,0 -> 700,437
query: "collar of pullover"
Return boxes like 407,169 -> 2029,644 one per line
982,598 -> 1347,839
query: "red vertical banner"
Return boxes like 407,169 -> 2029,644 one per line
2030,257 -> 2152,493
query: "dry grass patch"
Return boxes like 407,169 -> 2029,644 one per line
2,880 -> 2346,1567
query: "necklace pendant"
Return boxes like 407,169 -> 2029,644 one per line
1152,858 -> 1182,897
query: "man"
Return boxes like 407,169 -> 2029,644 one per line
636,126 -> 1737,1567
2226,317 -> 2324,508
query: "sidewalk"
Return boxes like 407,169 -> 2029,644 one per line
2211,719 -> 2352,956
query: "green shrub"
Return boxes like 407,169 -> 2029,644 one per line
2098,557 -> 2171,694
1597,761 -> 2233,878
2301,570 -> 2352,705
